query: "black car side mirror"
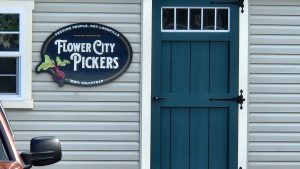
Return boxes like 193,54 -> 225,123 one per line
21,136 -> 62,168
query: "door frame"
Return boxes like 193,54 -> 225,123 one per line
140,1 -> 249,169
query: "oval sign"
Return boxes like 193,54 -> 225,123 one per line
36,23 -> 132,87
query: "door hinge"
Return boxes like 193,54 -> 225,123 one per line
209,90 -> 246,110
211,0 -> 244,13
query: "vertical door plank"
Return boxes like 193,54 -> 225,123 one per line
190,108 -> 209,169
228,106 -> 238,169
209,108 -> 228,169
210,42 -> 229,93
171,108 -> 190,169
171,42 -> 191,93
191,42 -> 210,94
161,42 -> 172,93
161,108 -> 171,169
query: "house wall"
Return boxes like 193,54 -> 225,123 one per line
4,0 -> 300,169
7,0 -> 142,169
249,0 -> 300,169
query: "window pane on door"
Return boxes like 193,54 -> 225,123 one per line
0,76 -> 16,93
0,58 -> 16,74
0,34 -> 19,51
190,9 -> 202,30
203,9 -> 215,30
217,9 -> 228,30
0,14 -> 19,31
176,8 -> 188,30
163,8 -> 175,30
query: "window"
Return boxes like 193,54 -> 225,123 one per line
162,7 -> 230,32
0,1 -> 34,108
0,13 -> 21,96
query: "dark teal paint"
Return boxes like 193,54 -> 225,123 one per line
151,0 -> 239,169
190,108 -> 209,169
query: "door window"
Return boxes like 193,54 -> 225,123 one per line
162,7 -> 230,32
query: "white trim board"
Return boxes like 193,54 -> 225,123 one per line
140,0 -> 152,169
140,1 -> 249,169
238,0 -> 249,169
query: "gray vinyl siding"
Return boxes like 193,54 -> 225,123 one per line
7,0 -> 141,169
249,0 -> 300,169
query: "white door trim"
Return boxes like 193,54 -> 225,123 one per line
140,0 -> 152,169
140,0 -> 249,169
238,0 -> 249,169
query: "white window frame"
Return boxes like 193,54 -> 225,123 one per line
0,1 -> 34,109
0,9 -> 25,100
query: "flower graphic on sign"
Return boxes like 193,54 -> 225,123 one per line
37,55 -> 70,87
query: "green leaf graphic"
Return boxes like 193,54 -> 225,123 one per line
56,56 -> 70,67
37,55 -> 55,72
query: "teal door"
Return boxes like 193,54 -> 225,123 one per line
151,0 -> 239,169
